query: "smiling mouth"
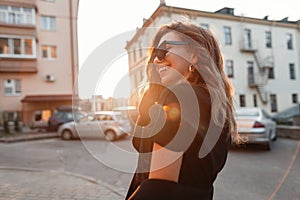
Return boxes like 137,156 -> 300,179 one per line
158,66 -> 168,74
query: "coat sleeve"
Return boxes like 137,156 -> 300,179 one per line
148,87 -> 183,151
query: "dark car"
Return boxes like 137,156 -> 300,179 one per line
47,106 -> 86,132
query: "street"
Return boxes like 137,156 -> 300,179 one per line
0,136 -> 299,200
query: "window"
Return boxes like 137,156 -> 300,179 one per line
133,49 -> 136,63
247,61 -> 255,85
139,43 -> 142,58
0,5 -> 35,25
292,94 -> 298,103
225,59 -> 234,78
42,45 -> 57,59
289,63 -> 296,80
268,68 -> 275,79
0,36 -> 35,58
270,94 -> 277,112
4,79 -> 21,96
265,31 -> 272,48
286,33 -> 293,50
253,94 -> 257,107
200,23 -> 209,29
244,29 -> 252,49
239,95 -> 246,107
41,16 -> 56,30
223,26 -> 232,45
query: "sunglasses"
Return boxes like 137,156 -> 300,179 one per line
153,40 -> 189,60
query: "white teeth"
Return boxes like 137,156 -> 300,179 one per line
158,66 -> 168,74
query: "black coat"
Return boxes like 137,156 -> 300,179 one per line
125,84 -> 231,200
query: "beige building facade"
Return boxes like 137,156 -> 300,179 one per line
126,3 -> 300,115
0,0 -> 79,127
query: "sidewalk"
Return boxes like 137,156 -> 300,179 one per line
0,131 -> 126,199
0,167 -> 124,200
0,132 -> 58,143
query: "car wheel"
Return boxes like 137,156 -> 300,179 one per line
264,133 -> 272,150
61,130 -> 73,140
105,130 -> 117,141
264,141 -> 271,150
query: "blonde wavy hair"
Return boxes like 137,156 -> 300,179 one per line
140,21 -> 240,144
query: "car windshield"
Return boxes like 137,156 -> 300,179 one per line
236,109 -> 260,117
74,112 -> 87,121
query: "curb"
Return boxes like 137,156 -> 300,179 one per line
0,166 -> 124,197
0,132 -> 58,143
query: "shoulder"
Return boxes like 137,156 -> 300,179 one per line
162,84 -> 210,103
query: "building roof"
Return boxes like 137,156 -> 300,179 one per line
125,5 -> 300,48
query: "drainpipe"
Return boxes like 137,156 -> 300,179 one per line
69,0 -> 75,97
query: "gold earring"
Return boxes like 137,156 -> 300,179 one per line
188,64 -> 193,72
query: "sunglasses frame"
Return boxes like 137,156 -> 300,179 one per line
153,40 -> 189,61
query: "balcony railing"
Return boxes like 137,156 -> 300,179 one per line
248,72 -> 268,87
239,40 -> 258,52
0,58 -> 37,73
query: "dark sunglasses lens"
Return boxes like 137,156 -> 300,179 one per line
154,49 -> 167,60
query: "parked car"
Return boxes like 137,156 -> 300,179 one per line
235,107 -> 277,150
272,103 -> 300,126
47,106 -> 86,132
57,111 -> 131,141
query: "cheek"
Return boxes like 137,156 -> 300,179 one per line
172,60 -> 189,75
161,68 -> 185,85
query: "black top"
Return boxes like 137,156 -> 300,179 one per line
125,84 -> 231,200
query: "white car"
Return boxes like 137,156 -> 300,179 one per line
235,107 -> 277,150
58,111 -> 132,141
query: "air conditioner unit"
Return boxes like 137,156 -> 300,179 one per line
45,74 -> 55,82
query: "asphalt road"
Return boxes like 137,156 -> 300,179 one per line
0,136 -> 299,199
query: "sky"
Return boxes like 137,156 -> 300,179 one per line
77,0 -> 299,99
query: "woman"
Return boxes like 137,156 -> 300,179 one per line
126,21 -> 240,200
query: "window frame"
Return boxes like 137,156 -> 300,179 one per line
253,94 -> 257,107
225,59 -> 234,78
223,26 -> 232,45
268,67 -> 275,79
239,94 -> 246,107
41,45 -> 57,60
270,94 -> 277,113
289,63 -> 296,80
265,31 -> 272,48
292,94 -> 298,103
4,79 -> 21,96
0,5 -> 35,25
286,33 -> 293,50
40,15 -> 56,31
0,35 -> 36,58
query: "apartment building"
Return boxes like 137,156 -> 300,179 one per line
126,3 -> 300,115
0,0 -> 79,126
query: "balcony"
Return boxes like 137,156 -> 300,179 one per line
254,52 -> 274,68
0,58 -> 37,73
248,72 -> 268,87
239,40 -> 258,52
0,1 -> 37,36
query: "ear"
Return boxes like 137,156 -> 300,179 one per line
191,53 -> 198,65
